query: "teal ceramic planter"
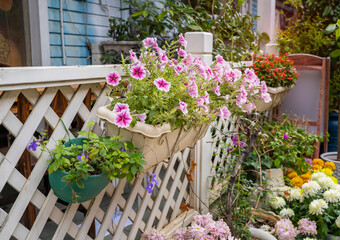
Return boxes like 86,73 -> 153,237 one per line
48,138 -> 110,203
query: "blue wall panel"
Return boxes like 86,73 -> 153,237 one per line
48,0 -> 122,66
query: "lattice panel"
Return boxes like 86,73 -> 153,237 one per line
209,117 -> 238,189
0,83 -> 191,239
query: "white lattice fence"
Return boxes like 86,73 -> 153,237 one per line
0,66 -> 192,240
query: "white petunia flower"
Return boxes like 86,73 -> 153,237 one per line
309,199 -> 328,215
287,188 -> 304,202
302,181 -> 321,198
311,172 -> 327,181
317,176 -> 335,190
279,208 -> 295,219
324,189 -> 340,203
269,197 -> 286,210
336,215 -> 340,228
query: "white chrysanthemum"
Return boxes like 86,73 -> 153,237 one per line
309,199 -> 328,215
287,188 -> 304,202
324,189 -> 340,203
278,186 -> 292,197
269,197 -> 286,210
311,172 -> 327,181
302,181 -> 321,198
317,176 -> 335,190
330,184 -> 340,191
336,215 -> 340,228
279,208 -> 295,219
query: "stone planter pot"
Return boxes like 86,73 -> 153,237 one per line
256,85 -> 293,112
96,105 -> 209,169
327,234 -> 340,240
49,138 -> 110,203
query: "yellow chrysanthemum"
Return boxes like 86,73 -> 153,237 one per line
301,173 -> 311,183
286,169 -> 295,175
331,176 -> 338,184
312,164 -> 322,171
291,176 -> 304,188
324,162 -> 336,171
312,158 -> 324,167
321,168 -> 334,177
287,171 -> 298,179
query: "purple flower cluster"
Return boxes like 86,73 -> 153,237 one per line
275,219 -> 298,240
145,172 -> 159,194
141,212 -> 234,240
298,218 -> 317,236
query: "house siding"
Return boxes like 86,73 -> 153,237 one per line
48,0 -> 125,66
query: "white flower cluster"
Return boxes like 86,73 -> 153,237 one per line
287,188 -> 304,202
302,181 -> 321,198
279,208 -> 295,219
269,197 -> 286,210
324,189 -> 340,203
309,199 -> 328,215
310,172 -> 327,181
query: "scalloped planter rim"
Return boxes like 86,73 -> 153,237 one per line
96,105 -> 209,169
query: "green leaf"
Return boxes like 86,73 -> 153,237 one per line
126,172 -> 134,182
325,24 -> 336,34
158,11 -> 167,20
336,28 -> 340,40
143,9 -> 148,18
330,49 -> 340,58
322,5 -> 331,17
130,165 -> 138,175
261,32 -> 270,41
187,25 -> 202,31
76,180 -> 85,189
77,130 -> 88,136
237,0 -> 246,6
274,159 -> 280,167
131,11 -> 143,17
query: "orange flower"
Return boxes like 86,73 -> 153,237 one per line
312,164 -> 322,171
291,176 -> 304,188
300,173 -> 311,183
286,169 -> 295,175
324,162 -> 336,171
287,171 -> 298,179
312,158 -> 324,167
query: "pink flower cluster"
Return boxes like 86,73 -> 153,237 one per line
106,34 -> 271,128
275,219 -> 298,240
141,212 -> 237,240
298,218 -> 317,236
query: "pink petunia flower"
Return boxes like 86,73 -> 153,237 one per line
134,113 -> 147,124
177,49 -> 187,58
177,101 -> 188,114
243,102 -> 256,114
106,71 -> 121,86
130,64 -> 147,80
113,103 -> 130,113
154,78 -> 171,92
203,91 -> 210,104
215,54 -> 225,64
218,106 -> 231,119
142,37 -> 157,49
187,80 -> 199,98
178,33 -> 187,47
129,49 -> 138,62
114,110 -> 132,128
213,85 -> 221,96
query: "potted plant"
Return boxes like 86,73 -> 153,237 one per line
28,121 -> 145,203
97,35 -> 272,169
251,53 -> 299,112
269,169 -> 340,239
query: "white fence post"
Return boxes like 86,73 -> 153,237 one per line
185,32 -> 213,213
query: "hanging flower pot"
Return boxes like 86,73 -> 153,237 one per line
49,168 -> 110,203
28,121 -> 145,203
97,105 -> 209,169
256,85 -> 293,112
